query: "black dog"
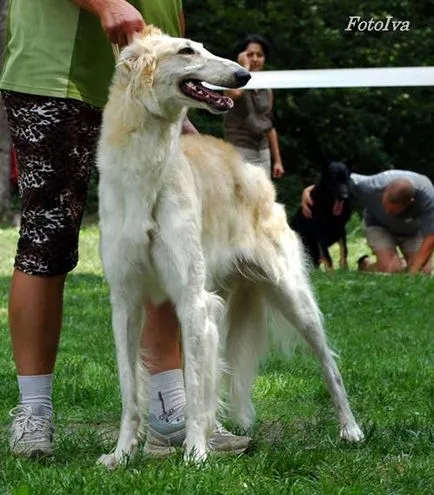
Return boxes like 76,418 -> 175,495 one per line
291,162 -> 352,270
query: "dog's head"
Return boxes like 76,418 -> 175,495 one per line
319,161 -> 351,216
114,26 -> 251,117
321,161 -> 351,199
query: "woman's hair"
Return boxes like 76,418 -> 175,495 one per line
235,34 -> 271,60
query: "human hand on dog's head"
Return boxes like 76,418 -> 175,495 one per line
237,51 -> 251,70
97,0 -> 146,47
301,185 -> 315,218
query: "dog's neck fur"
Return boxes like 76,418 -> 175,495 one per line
102,83 -> 187,178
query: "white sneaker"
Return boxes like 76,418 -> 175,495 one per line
9,404 -> 54,457
208,421 -> 251,454
144,419 -> 251,457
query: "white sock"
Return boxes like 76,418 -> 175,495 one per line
18,374 -> 53,418
149,369 -> 186,425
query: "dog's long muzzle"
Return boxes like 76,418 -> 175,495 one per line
232,69 -> 251,88
333,186 -> 349,216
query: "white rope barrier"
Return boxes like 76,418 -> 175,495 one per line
208,67 -> 434,90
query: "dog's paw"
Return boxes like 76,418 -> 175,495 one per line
340,424 -> 365,443
183,443 -> 208,464
97,453 -> 121,470
339,260 -> 349,270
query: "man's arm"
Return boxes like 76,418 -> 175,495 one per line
70,0 -> 145,46
407,234 -> 434,273
181,118 -> 199,135
301,184 -> 315,218
224,52 -> 250,101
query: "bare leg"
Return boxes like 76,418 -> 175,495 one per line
9,269 -> 66,375
358,249 -> 403,273
142,301 -> 182,374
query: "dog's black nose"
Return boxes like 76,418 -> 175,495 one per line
234,69 -> 251,87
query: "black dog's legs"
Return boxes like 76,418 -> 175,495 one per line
304,236 -> 321,268
318,239 -> 333,270
338,231 -> 349,270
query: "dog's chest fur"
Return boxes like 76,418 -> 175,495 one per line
97,121 -> 186,297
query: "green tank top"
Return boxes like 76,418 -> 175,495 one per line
0,0 -> 182,108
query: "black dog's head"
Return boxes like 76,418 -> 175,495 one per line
318,161 -> 351,216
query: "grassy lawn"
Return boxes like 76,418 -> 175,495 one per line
0,221 -> 433,494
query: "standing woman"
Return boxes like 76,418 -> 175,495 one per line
224,34 -> 285,179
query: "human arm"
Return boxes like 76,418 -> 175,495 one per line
182,117 -> 199,134
70,0 -> 145,46
265,91 -> 284,178
267,127 -> 284,178
301,184 -> 315,218
224,51 -> 250,101
407,234 -> 434,273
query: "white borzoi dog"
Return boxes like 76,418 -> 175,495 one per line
97,26 -> 364,467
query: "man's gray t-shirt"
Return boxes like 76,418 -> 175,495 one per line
350,170 -> 434,236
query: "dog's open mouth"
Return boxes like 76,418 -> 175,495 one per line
179,80 -> 233,111
333,200 -> 344,216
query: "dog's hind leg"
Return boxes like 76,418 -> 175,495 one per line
225,278 -> 268,429
265,239 -> 363,442
98,289 -> 145,469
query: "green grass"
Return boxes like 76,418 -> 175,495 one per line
1,221 -> 433,494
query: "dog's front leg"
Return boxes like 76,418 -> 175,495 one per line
98,293 -> 145,469
157,251 -> 219,461
338,234 -> 349,270
176,283 -> 220,462
153,190 -> 221,462
319,240 -> 333,271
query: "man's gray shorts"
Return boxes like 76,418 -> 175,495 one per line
364,224 -> 423,256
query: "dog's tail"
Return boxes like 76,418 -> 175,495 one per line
224,277 -> 269,429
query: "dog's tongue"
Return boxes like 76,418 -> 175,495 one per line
333,200 -> 344,216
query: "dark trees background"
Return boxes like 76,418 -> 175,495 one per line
185,0 -> 434,210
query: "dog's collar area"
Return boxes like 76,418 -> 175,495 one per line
179,80 -> 233,111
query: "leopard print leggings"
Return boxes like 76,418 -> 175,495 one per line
2,91 -> 102,276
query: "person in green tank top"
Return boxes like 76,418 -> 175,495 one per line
1,0 -> 250,459
1,0 -> 182,107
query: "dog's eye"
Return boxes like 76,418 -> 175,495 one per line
178,47 -> 195,55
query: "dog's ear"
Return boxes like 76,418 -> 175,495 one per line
339,159 -> 352,175
142,25 -> 163,38
126,25 -> 163,45
321,161 -> 330,174
117,42 -> 156,88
